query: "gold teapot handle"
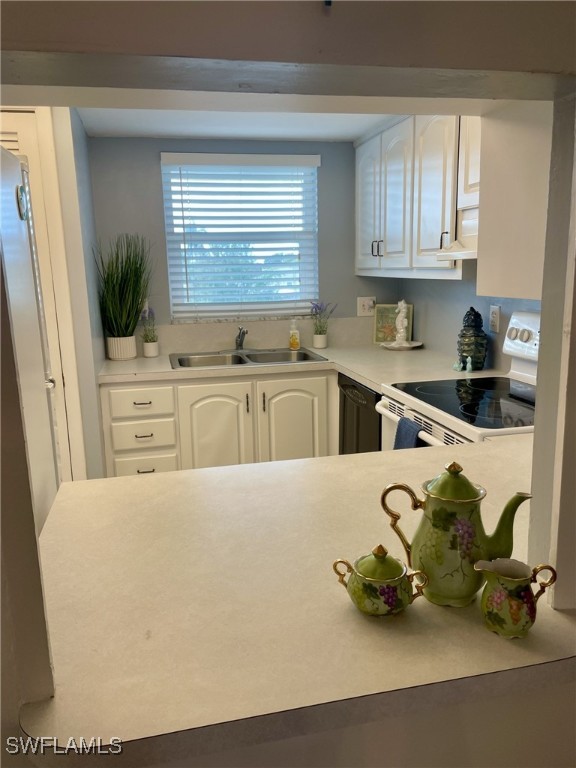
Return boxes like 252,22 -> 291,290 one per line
380,483 -> 425,568
333,559 -> 353,588
407,569 -> 429,602
531,563 -> 557,603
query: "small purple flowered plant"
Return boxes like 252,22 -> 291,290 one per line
140,306 -> 158,342
310,301 -> 337,335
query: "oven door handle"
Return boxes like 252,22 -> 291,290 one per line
376,402 -> 446,447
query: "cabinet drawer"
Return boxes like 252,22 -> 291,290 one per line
113,453 -> 178,477
109,387 -> 174,419
111,418 -> 176,452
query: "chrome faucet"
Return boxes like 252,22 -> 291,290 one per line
235,326 -> 248,350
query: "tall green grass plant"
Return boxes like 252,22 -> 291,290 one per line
95,234 -> 151,338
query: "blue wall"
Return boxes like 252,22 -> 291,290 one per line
88,137 -> 400,325
88,135 -> 538,365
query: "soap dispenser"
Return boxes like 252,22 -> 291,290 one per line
289,319 -> 301,350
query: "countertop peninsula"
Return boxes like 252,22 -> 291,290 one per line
21,436 -> 576,766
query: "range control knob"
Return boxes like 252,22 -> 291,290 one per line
507,327 -> 519,340
519,329 -> 532,342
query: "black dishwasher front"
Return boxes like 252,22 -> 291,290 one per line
338,373 -> 381,454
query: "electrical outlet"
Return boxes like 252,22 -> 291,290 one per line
357,297 -> 376,317
489,305 -> 501,333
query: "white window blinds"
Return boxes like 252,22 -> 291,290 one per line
160,153 -> 321,321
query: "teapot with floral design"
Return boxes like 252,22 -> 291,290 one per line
380,462 -> 531,607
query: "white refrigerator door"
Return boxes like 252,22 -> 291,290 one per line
1,148 -> 59,533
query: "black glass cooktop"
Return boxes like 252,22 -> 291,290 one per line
392,377 -> 536,429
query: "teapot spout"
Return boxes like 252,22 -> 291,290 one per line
485,492 -> 532,561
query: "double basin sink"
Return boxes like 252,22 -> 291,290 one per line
169,347 -> 327,370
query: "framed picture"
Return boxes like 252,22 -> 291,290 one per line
374,303 -> 413,344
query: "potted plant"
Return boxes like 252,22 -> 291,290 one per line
95,234 -> 151,360
310,301 -> 337,348
140,305 -> 159,358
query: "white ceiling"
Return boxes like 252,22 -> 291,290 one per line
76,107 -> 398,142
73,90 -> 497,141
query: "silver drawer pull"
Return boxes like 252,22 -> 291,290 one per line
135,433 -> 154,439
137,468 -> 156,474
133,400 -> 152,406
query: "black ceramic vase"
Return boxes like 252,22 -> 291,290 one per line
457,307 -> 488,370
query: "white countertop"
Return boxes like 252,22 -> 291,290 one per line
21,436 -> 575,753
98,345 -> 506,392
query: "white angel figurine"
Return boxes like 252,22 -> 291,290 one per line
393,299 -> 410,347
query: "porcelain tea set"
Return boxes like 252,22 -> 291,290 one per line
333,461 -> 557,638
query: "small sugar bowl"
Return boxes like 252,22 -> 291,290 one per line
333,544 -> 428,617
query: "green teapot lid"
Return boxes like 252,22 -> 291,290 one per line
357,545 -> 404,579
425,461 -> 482,501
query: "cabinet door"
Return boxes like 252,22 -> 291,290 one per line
457,116 -> 481,209
412,115 -> 458,269
476,102 -> 552,300
380,118 -> 413,268
178,382 -> 254,469
437,116 -> 481,261
355,134 -> 381,270
256,377 -> 327,462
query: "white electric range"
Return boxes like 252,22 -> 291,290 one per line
376,311 -> 540,448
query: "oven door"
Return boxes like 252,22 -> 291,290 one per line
376,397 -> 473,450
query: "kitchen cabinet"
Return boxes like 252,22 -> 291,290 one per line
355,119 -> 412,270
412,115 -> 459,268
456,115 -> 481,209
355,133 -> 382,271
100,385 -> 179,476
437,115 -> 481,261
179,374 -> 329,469
355,115 -> 462,279
178,381 -> 254,469
102,372 -> 330,476
475,101 -> 553,300
101,374 -> 329,477
256,376 -> 328,461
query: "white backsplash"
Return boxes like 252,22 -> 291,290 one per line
145,316 -> 375,356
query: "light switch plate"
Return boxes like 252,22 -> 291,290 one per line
357,297 -> 376,317
489,305 -> 501,333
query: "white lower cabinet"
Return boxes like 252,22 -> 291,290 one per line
178,381 -> 254,469
178,375 -> 329,468
102,374 -> 331,476
100,384 -> 179,476
256,377 -> 328,462
114,454 -> 178,477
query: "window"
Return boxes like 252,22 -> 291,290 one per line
160,153 -> 320,321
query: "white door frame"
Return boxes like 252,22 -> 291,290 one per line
1,107 -> 87,481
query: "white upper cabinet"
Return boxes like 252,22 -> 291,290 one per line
437,115 -> 481,261
355,116 -> 461,279
381,118 -> 413,269
412,115 -> 458,269
355,134 -> 382,270
457,115 -> 481,208
476,102 -> 553,301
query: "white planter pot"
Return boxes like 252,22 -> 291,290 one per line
312,334 -> 328,349
106,335 -> 137,361
142,341 -> 159,358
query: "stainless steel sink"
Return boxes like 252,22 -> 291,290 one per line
170,352 -> 248,368
243,349 -> 324,364
169,348 -> 326,370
